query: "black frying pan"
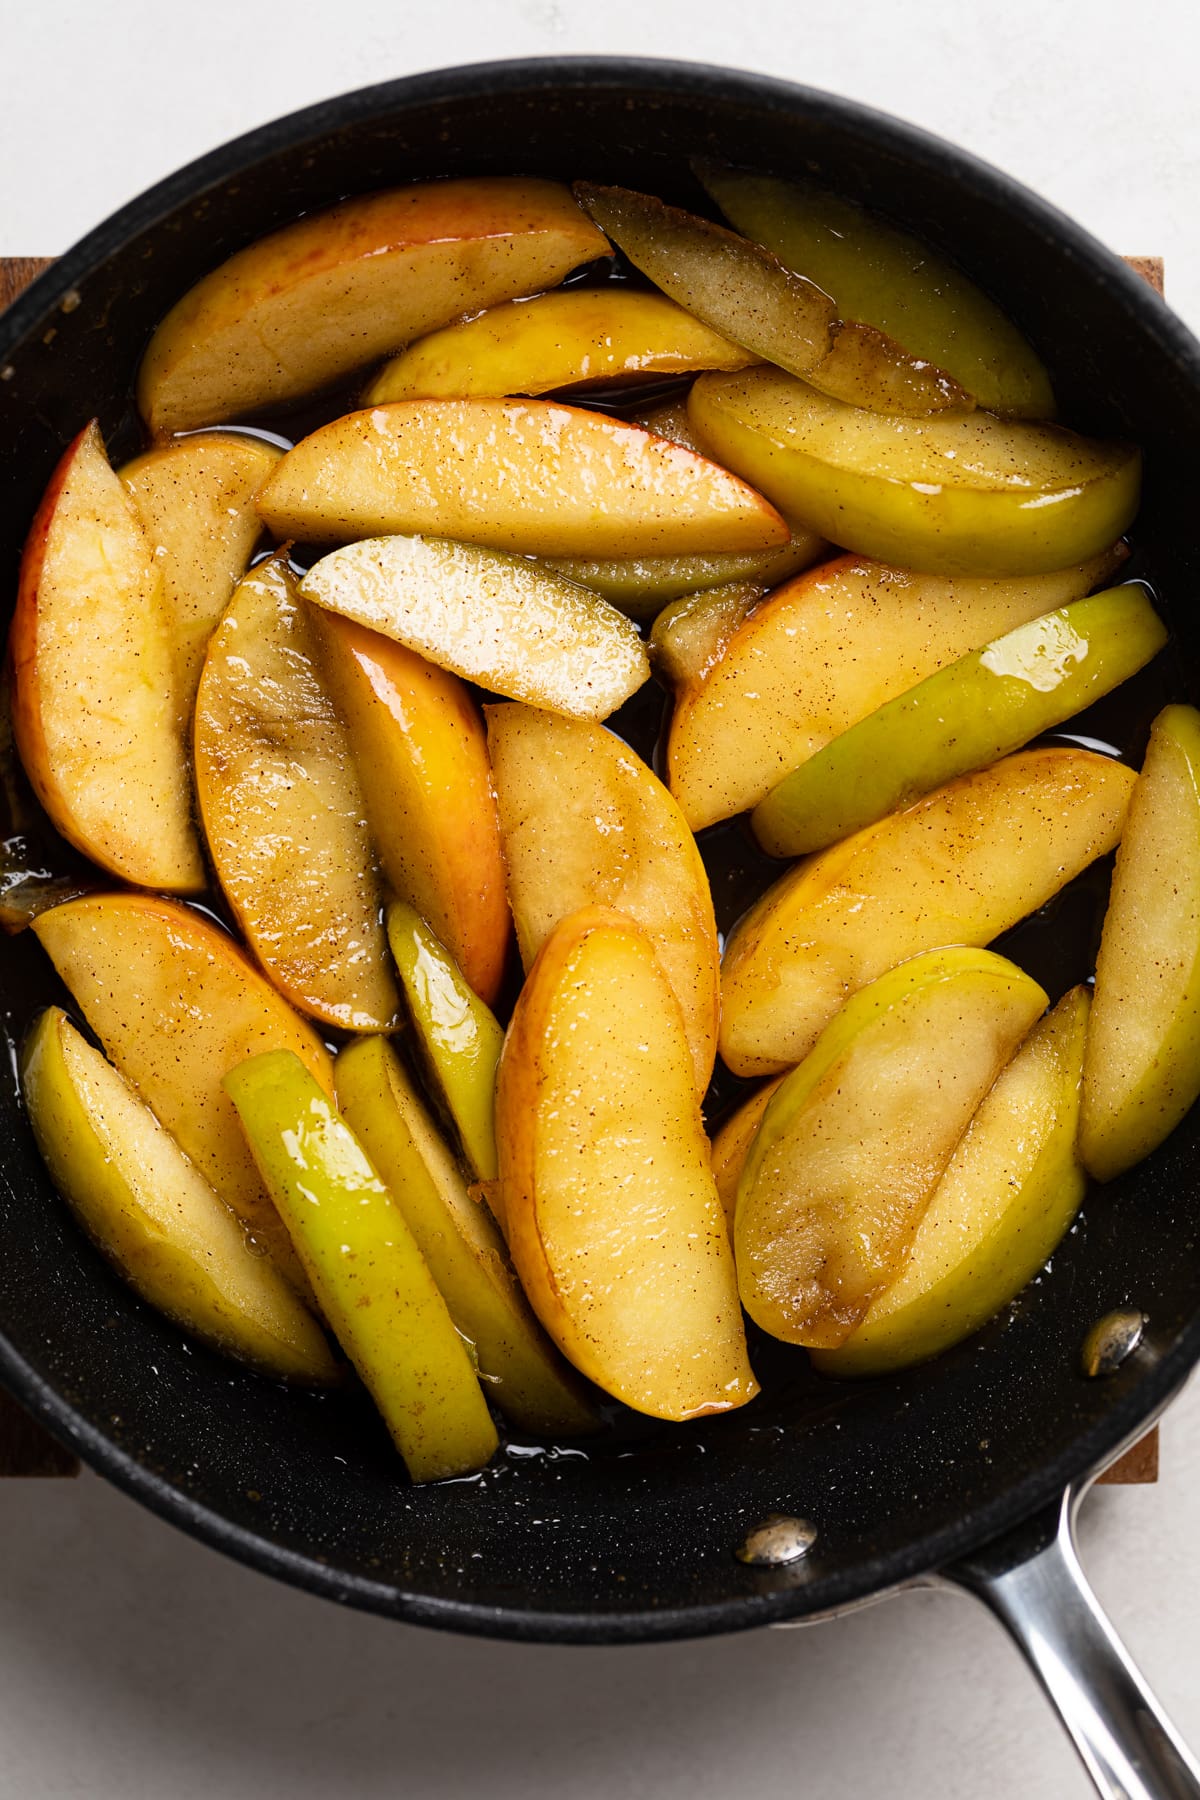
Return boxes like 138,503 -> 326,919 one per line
0,57 -> 1198,1800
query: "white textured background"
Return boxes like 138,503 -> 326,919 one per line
2,2 -> 1199,1795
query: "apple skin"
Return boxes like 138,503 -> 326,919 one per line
689,367 -> 1140,578
309,612 -> 509,1006
813,986 -> 1089,1378
22,1006 -> 336,1385
259,399 -> 790,558
138,178 -> 611,433
1082,705 -> 1200,1180
496,904 -> 758,1422
735,947 -> 1048,1348
10,421 -> 204,894
334,1033 -> 597,1437
226,1049 -> 499,1482
719,747 -> 1135,1077
753,583 -> 1166,856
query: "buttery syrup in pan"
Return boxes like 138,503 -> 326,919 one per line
0,246 -> 1184,1461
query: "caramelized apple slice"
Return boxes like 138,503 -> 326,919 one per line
119,432 -> 281,712
667,547 -> 1127,830
301,536 -> 648,723
649,582 -> 764,688
364,287 -> 756,402
487,703 -> 721,1091
1082,705 -> 1200,1179
736,948 -> 1048,1346
690,368 -> 1140,577
709,1077 -> 783,1237
194,555 -> 399,1032
814,987 -> 1088,1376
31,893 -> 332,1295
138,178 -> 610,432
720,748 -> 1135,1076
309,611 -> 509,1005
258,399 -> 788,557
574,183 -> 971,414
698,164 -> 1055,418
10,422 -> 203,893
23,1007 -> 335,1384
497,906 -> 757,1420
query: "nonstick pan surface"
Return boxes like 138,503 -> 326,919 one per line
0,57 -> 1198,1645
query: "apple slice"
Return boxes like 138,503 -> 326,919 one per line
667,546 -> 1127,830
301,536 -> 648,723
227,1050 -> 499,1482
307,609 -> 508,1005
496,905 -> 757,1420
194,556 -> 399,1032
813,986 -> 1089,1377
1081,705 -> 1200,1180
364,287 -> 757,402
753,583 -> 1166,855
574,183 -> 971,415
689,367 -> 1140,577
720,747 -> 1135,1076
709,1077 -> 784,1237
386,902 -> 504,1189
335,1035 -> 597,1436
23,1007 -> 336,1384
697,164 -> 1055,419
649,582 -> 764,688
10,422 -> 203,893
31,892 -> 333,1295
119,431 -> 281,712
486,704 -> 721,1091
138,178 -> 610,433
736,947 -> 1048,1347
257,399 -> 788,557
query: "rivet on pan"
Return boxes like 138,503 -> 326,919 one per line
1081,1308 -> 1147,1378
736,1514 -> 817,1566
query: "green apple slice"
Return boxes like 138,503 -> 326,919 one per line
735,947 -> 1048,1347
689,367 -> 1140,577
334,1034 -> 598,1437
1081,704 -> 1200,1180
226,1049 -> 499,1481
649,583 -> 764,688
813,986 -> 1088,1377
386,901 -> 504,1186
23,1008 -> 336,1384
753,584 -> 1166,855
697,164 -> 1055,419
300,535 -> 649,722
574,183 -> 971,415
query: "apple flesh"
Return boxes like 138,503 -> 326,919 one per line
1082,705 -> 1200,1180
709,1077 -> 783,1237
138,178 -> 611,433
666,547 -> 1126,831
813,986 -> 1089,1377
301,535 -> 649,723
574,183 -> 971,415
308,610 -> 509,1005
194,555 -> 399,1033
698,164 -> 1055,419
497,906 -> 756,1420
689,367 -> 1140,577
720,747 -> 1135,1076
334,1034 -> 597,1436
753,583 -> 1165,855
735,947 -> 1048,1347
257,399 -> 789,558
23,1007 -> 336,1384
31,892 -> 333,1296
486,703 -> 721,1092
226,1050 -> 499,1482
649,582 -> 764,689
119,431 -> 281,714
10,422 -> 203,893
364,287 -> 757,402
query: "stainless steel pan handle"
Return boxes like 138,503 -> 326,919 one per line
941,1485 -> 1200,1800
